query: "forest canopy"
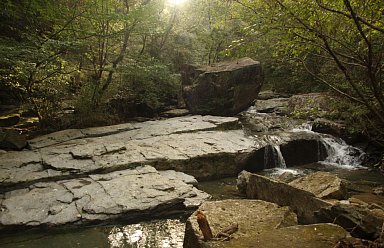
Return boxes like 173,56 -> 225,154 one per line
0,0 -> 383,145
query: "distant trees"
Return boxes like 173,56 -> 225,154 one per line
232,0 -> 384,144
1,0 -> 383,144
0,0 -> 79,122
0,0 -> 184,124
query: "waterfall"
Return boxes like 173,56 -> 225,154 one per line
274,145 -> 287,168
321,136 -> 365,169
264,145 -> 287,169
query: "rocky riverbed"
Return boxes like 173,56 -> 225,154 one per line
1,94 -> 383,247
0,114 -> 330,229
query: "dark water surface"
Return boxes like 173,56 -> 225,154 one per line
0,219 -> 185,248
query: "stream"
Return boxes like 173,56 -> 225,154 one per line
0,126 -> 383,248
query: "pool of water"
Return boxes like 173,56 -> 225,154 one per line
0,218 -> 186,248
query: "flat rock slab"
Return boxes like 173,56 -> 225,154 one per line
28,115 -> 240,149
0,165 -> 210,229
0,115 -> 326,189
184,199 -> 350,248
0,116 -> 248,187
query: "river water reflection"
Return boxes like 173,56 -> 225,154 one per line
0,219 -> 185,248
108,219 -> 184,248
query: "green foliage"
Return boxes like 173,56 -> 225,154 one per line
1,0 -> 382,146
118,58 -> 181,110
231,0 -> 384,145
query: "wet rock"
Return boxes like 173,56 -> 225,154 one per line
0,114 -> 20,127
238,131 -> 328,172
240,111 -> 297,133
236,170 -> 252,195
182,58 -> 263,116
184,199 -> 350,248
312,118 -> 346,137
289,172 -> 349,200
276,171 -> 301,183
253,98 -> 289,114
0,128 -> 27,150
0,166 -> 210,229
316,203 -> 384,240
280,138 -> 328,167
236,171 -> 331,223
370,208 -> 384,221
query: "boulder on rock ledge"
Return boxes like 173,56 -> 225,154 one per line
182,58 -> 263,116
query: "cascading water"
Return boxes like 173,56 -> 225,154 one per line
274,145 -> 287,168
320,135 -> 365,169
290,122 -> 365,169
264,145 -> 287,169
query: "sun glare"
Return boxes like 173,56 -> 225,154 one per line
168,0 -> 187,6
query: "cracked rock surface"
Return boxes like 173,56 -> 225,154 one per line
0,115 -> 326,229
0,165 -> 210,229
0,115 -> 324,188
1,116 -> 252,187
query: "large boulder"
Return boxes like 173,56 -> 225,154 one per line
289,171 -> 348,200
237,171 -> 384,240
183,199 -> 351,248
182,58 -> 263,116
237,171 -> 331,223
316,203 -> 384,240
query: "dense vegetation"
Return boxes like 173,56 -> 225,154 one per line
0,0 -> 383,146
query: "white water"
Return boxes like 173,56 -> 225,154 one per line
320,136 -> 365,170
270,168 -> 303,176
274,145 -> 287,168
264,145 -> 287,169
291,122 -> 313,132
290,122 -> 365,170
